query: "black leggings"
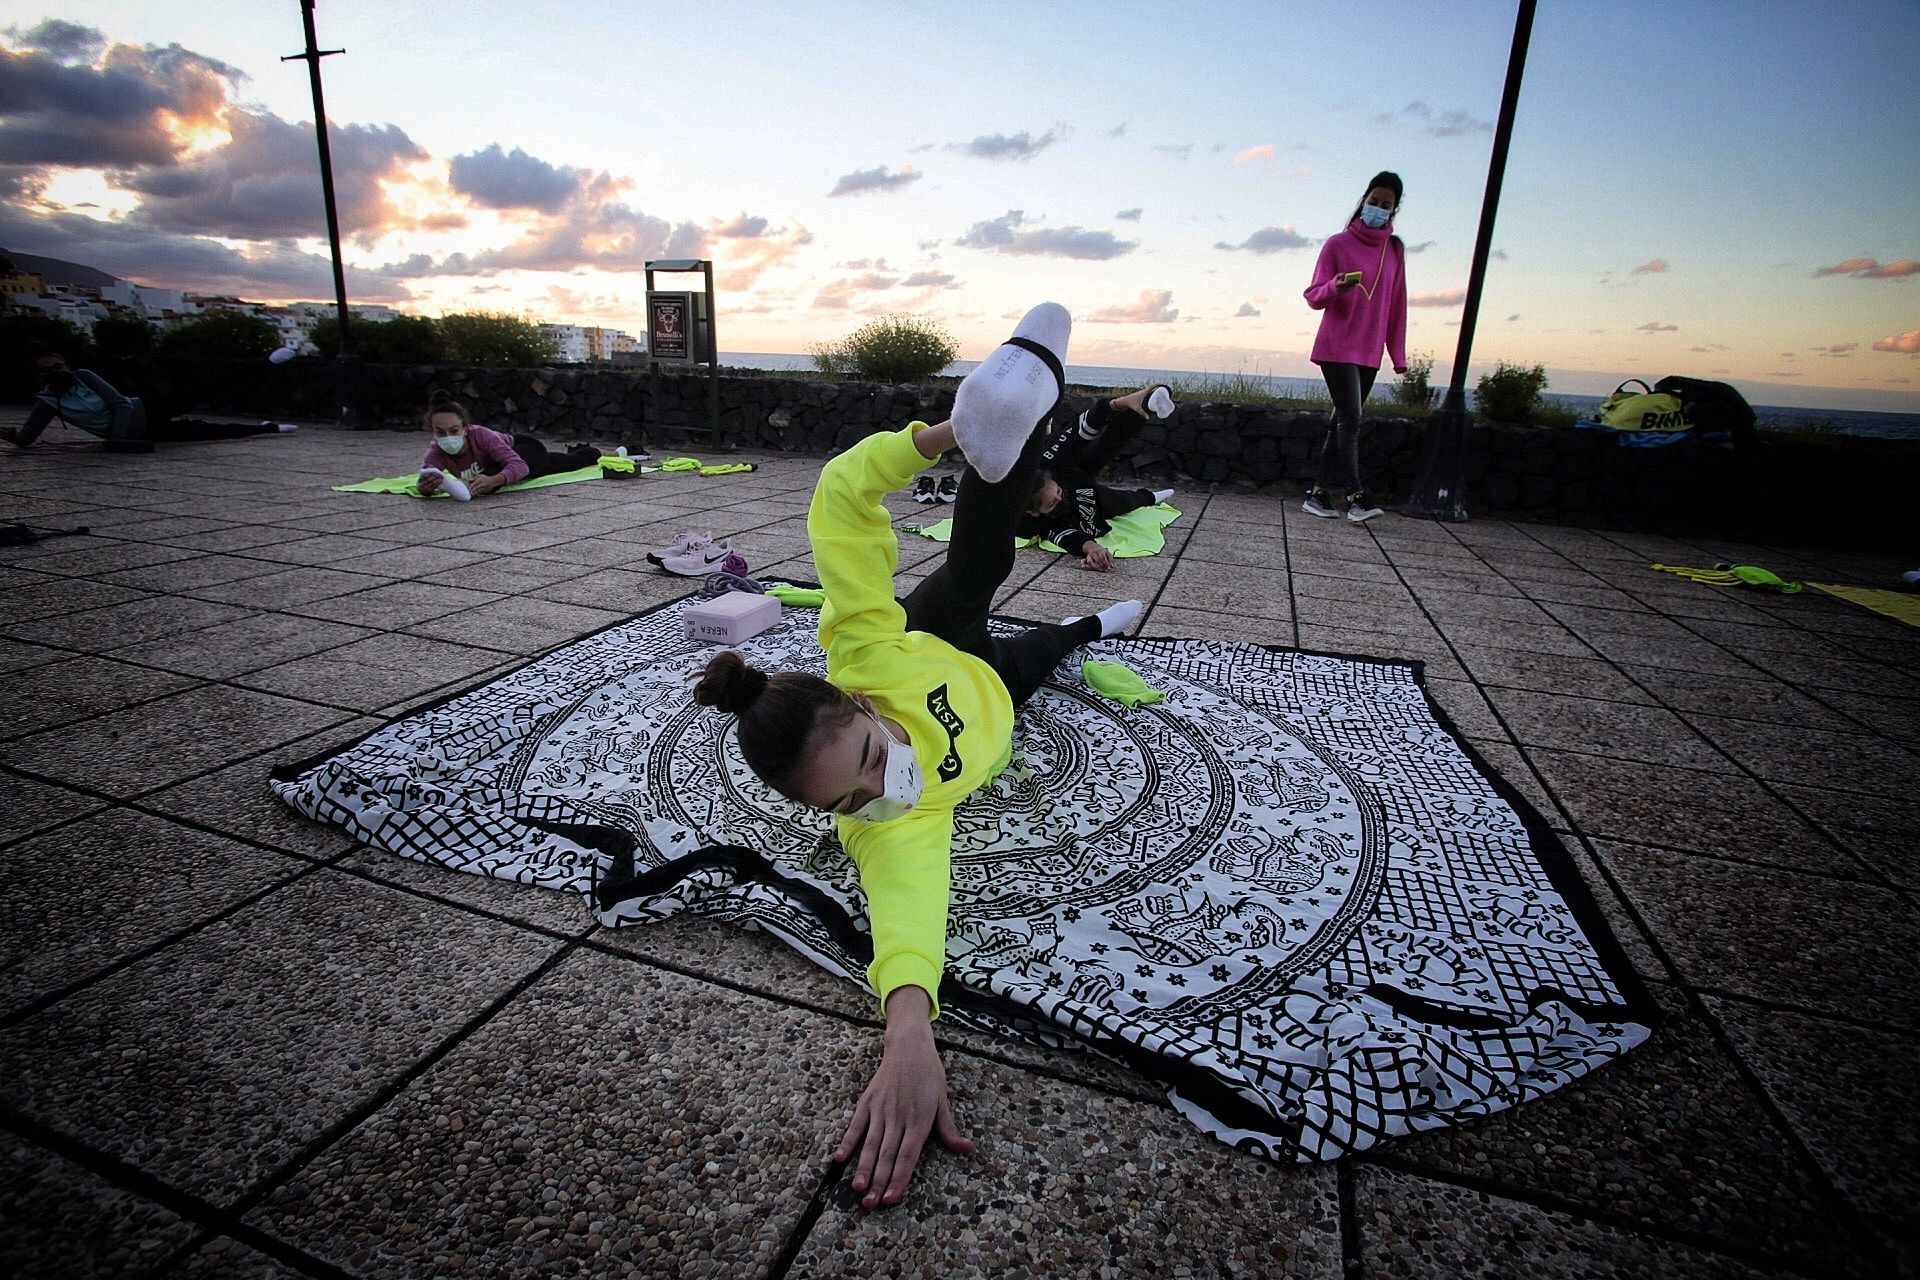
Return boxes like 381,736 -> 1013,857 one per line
505,434 -> 601,480
1312,362 -> 1379,499
901,423 -> 1100,707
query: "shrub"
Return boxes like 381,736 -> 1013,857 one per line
91,313 -> 154,363
1391,351 -> 1438,410
310,313 -> 447,363
437,311 -> 558,367
0,312 -> 93,402
1474,360 -> 1549,424
155,311 -> 279,360
811,315 -> 959,383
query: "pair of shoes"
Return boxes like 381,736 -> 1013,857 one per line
936,475 -> 958,503
1302,493 -> 1340,519
912,476 -> 939,504
1345,493 -> 1383,523
647,530 -> 712,566
660,535 -> 736,576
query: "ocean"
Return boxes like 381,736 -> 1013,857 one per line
720,352 -> 1920,442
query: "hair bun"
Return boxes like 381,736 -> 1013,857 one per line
693,650 -> 769,714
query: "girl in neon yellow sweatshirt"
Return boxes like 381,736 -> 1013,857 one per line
693,304 -> 1143,1210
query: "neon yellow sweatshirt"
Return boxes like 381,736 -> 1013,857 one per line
808,422 -> 1014,1019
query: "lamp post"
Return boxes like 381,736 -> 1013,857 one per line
1402,0 -> 1538,521
283,0 -> 362,428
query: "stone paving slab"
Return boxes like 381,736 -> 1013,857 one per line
2,424 -> 1915,1277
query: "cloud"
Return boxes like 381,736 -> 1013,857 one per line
1815,257 -> 1919,279
1087,289 -> 1178,324
1409,289 -> 1466,308
1508,313 -> 1520,321
1115,207 -> 1142,221
1820,342 -> 1857,356
1235,302 -> 1261,317
1107,122 -> 1127,137
447,143 -> 582,214
1637,321 -> 1679,332
1404,239 -> 1436,253
827,164 -> 922,197
1233,144 -> 1274,164
1768,371 -> 1803,377
1153,143 -> 1193,159
1630,258 -> 1669,275
1371,100 -> 1492,137
898,270 -> 956,288
1491,249 -> 1508,261
715,213 -> 770,238
1873,330 -> 1920,354
954,210 -> 1136,260
1215,225 -> 1311,253
954,130 -> 1055,162
0,23 -> 244,169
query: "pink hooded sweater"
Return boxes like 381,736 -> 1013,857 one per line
1303,220 -> 1408,372
420,423 -> 529,486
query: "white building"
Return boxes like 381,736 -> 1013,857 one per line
541,323 -> 591,363
99,281 -> 185,318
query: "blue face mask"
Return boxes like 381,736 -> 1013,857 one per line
436,433 -> 467,454
1360,204 -> 1393,229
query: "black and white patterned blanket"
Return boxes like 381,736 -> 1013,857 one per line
271,594 -> 1655,1161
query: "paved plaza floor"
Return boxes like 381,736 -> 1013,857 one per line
1,416 -> 1915,1278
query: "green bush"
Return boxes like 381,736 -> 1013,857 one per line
0,311 -> 93,365
437,311 -> 558,367
1391,351 -> 1438,411
1474,360 -> 1549,424
90,313 -> 154,363
155,311 -> 279,360
310,313 -> 447,363
811,315 -> 959,383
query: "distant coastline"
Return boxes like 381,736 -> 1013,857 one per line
718,352 -> 1920,441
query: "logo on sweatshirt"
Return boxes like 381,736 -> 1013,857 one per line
925,684 -> 965,782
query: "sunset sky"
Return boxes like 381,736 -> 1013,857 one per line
2,0 -> 1915,411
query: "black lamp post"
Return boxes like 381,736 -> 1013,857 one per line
283,0 -> 363,428
1403,0 -> 1538,521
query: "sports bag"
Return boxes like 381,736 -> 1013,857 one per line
1596,379 -> 1692,433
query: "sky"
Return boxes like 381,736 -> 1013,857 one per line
1,0 -> 1916,413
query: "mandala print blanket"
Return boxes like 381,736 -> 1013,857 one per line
270,595 -> 1656,1161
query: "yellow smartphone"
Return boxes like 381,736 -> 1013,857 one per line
1339,270 -> 1363,285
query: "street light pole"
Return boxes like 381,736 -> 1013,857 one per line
1402,0 -> 1538,521
283,0 -> 362,428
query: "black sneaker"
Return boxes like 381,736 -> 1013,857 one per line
936,475 -> 959,503
912,476 -> 938,504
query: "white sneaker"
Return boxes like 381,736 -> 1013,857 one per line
1302,496 -> 1340,519
660,537 -> 735,576
647,530 -> 712,566
1347,502 -> 1384,523
1146,386 -> 1175,420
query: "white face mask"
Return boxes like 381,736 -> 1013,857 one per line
1360,203 -> 1393,229
848,710 -> 924,823
437,433 -> 467,454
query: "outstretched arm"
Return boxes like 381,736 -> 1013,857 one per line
834,984 -> 974,1208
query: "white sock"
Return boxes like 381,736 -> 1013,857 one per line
422,468 -> 471,502
1065,599 -> 1143,638
1153,487 -> 1175,504
952,302 -> 1071,484
1147,386 -> 1175,420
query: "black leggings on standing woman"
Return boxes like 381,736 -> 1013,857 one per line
1311,361 -> 1379,500
900,422 -> 1100,708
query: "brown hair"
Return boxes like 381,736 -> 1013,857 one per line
692,650 -> 856,793
422,388 -> 470,431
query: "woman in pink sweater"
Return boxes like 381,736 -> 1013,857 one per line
1301,170 -> 1409,523
414,389 -> 602,499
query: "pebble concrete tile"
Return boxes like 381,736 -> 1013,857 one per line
786,1051 -> 1343,1280
1353,1164 -> 1781,1280
0,769 -> 104,845
114,613 -> 373,680
248,950 -> 849,1279
0,653 -> 199,738
0,1130 -> 197,1280
1684,713 -> 1920,798
235,631 -> 507,712
1482,687 -> 1738,773
1597,841 -> 1920,1030
0,807 -> 302,1020
168,1235 -> 312,1279
0,871 -> 562,1207
140,716 -> 382,855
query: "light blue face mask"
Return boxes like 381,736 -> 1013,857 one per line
1360,204 -> 1393,229
436,433 -> 467,454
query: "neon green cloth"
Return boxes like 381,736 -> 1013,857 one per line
767,584 -> 826,608
914,503 -> 1182,558
1808,582 -> 1920,630
1081,660 -> 1165,708
1650,562 -> 1802,593
638,456 -> 758,476
598,455 -> 635,475
811,422 -> 1015,1021
332,464 -> 605,498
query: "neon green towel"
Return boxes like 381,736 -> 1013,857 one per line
1650,562 -> 1802,593
598,455 -> 635,475
332,464 -> 605,498
639,456 -> 759,476
1808,582 -> 1920,630
915,503 -> 1182,558
768,584 -> 826,608
1082,660 -> 1165,708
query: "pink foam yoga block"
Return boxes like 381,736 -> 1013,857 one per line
684,592 -> 782,645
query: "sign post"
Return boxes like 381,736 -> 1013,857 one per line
644,259 -> 722,448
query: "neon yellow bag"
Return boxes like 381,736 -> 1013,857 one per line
1597,379 -> 1692,433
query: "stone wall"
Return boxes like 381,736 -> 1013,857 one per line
110,358 -> 1920,547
